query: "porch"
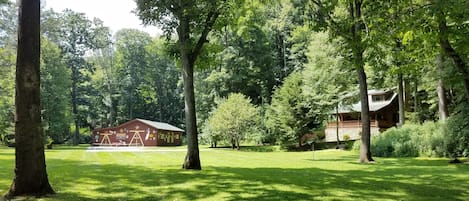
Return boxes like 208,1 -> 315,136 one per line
324,120 -> 380,142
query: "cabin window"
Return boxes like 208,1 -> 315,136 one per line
372,95 -> 385,102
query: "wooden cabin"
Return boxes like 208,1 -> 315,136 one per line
325,90 -> 399,142
92,119 -> 184,146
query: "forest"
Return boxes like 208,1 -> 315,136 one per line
1,0 -> 469,166
0,0 -> 469,155
1,0 -> 469,198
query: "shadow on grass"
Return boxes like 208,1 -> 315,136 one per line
32,157 -> 468,201
238,145 -> 278,152
307,153 -> 464,168
1,147 -> 468,201
0,152 -> 13,156
47,145 -> 90,151
209,145 -> 278,152
305,153 -> 359,162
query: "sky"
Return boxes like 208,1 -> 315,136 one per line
44,0 -> 162,36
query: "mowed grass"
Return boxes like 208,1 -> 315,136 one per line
0,145 -> 468,201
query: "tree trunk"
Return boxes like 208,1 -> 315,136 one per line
413,79 -> 418,114
107,81 -> 115,127
231,138 -> 236,149
335,104 -> 340,148
179,18 -> 201,170
71,70 -> 79,145
351,0 -> 374,163
398,73 -> 405,126
5,0 -> 55,198
437,53 -> 449,121
357,67 -> 373,163
437,9 -> 469,101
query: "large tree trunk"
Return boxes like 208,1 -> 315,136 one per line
357,67 -> 373,163
437,53 -> 449,121
437,9 -> 469,101
179,18 -> 201,170
398,74 -> 405,126
351,0 -> 374,163
5,0 -> 55,198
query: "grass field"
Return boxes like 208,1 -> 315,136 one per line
0,145 -> 468,201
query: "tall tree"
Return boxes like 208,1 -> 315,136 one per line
40,39 -> 71,143
52,10 -> 110,145
88,44 -> 119,128
114,29 -> 152,120
5,0 -> 54,197
0,1 -> 18,145
433,0 -> 469,101
144,38 -> 184,126
303,31 -> 354,146
309,0 -> 374,162
436,53 -> 449,120
135,0 -> 233,170
267,71 -> 321,147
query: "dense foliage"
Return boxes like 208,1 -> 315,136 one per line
0,3 -> 16,145
445,103 -> 469,158
2,0 -> 468,199
0,1 -> 467,162
353,122 -> 447,158
203,93 -> 259,149
266,71 -> 321,146
40,39 -> 72,143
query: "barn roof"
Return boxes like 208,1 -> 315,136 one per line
135,119 -> 184,132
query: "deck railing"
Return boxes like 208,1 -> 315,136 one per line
327,120 -> 378,128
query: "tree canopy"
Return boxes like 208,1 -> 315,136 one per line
0,1 -> 467,181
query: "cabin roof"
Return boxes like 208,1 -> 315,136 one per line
337,91 -> 397,113
93,119 -> 184,133
135,119 -> 184,132
367,89 -> 388,95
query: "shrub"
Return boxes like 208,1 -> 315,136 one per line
371,125 -> 419,157
203,93 -> 259,149
415,122 -> 447,157
445,103 -> 469,158
353,122 -> 446,158
352,140 -> 361,151
343,134 -> 351,141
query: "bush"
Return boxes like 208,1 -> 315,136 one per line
371,125 -> 419,157
353,122 -> 446,158
203,93 -> 260,149
415,122 -> 447,157
445,103 -> 469,158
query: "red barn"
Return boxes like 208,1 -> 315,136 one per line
92,119 -> 184,146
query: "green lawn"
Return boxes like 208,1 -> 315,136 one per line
0,145 -> 468,201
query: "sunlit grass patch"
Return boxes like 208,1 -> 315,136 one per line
0,145 -> 468,200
